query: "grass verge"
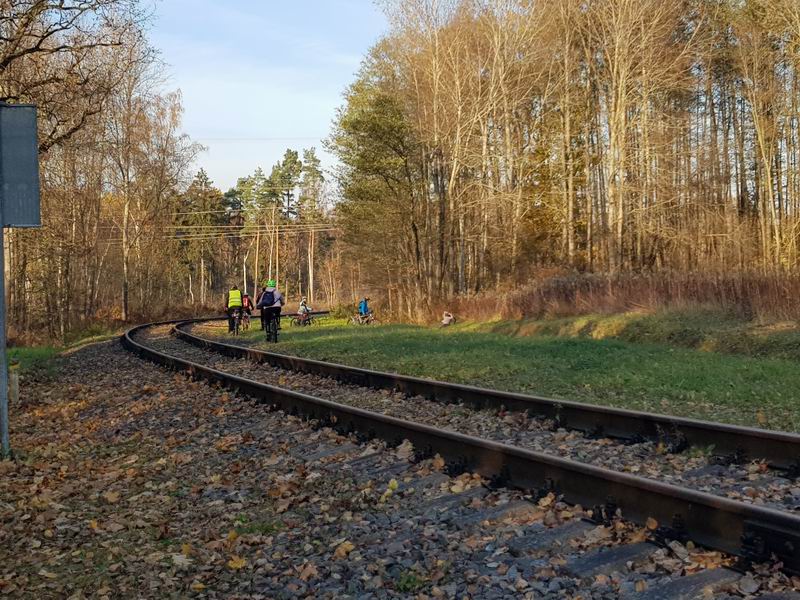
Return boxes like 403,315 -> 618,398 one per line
7,346 -> 61,376
471,308 -> 800,362
227,315 -> 800,432
7,326 -> 123,377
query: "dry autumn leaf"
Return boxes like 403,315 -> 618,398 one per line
333,541 -> 355,559
171,554 -> 192,567
190,581 -> 206,592
227,556 -> 247,570
395,440 -> 414,461
298,563 -> 318,581
646,517 -> 659,530
103,490 -> 120,504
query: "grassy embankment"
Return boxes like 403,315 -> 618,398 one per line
7,324 -> 123,376
226,309 -> 800,432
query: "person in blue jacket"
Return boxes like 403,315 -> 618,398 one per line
358,297 -> 369,317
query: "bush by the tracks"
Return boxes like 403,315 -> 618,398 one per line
438,271 -> 800,325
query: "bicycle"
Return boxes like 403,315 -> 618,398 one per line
290,313 -> 315,327
241,311 -> 251,331
265,312 -> 279,343
350,312 -> 377,325
231,307 -> 243,336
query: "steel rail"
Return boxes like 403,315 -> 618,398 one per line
174,318 -> 800,471
123,321 -> 800,574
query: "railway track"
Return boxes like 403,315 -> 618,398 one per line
180,317 -> 800,471
122,318 -> 800,590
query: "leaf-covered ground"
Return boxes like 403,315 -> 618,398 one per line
3,338 -> 798,599
1,340 -> 414,598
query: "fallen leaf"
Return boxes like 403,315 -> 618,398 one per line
190,581 -> 206,592
538,493 -> 555,508
395,440 -> 414,461
298,562 -> 318,581
738,576 -> 760,594
628,528 -> 648,543
171,554 -> 192,567
103,491 -> 120,504
333,540 -> 355,559
227,555 -> 247,570
646,517 -> 658,530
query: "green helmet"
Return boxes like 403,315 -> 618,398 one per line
267,279 -> 276,287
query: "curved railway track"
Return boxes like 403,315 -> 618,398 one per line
122,318 -> 800,581
179,317 -> 800,471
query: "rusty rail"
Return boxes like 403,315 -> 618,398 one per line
123,321 -> 800,574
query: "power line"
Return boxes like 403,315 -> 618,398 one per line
195,137 -> 325,142
96,227 -> 339,246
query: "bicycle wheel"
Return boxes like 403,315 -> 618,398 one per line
290,317 -> 301,327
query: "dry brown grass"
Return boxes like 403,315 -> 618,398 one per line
434,272 -> 800,324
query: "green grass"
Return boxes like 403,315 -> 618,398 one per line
233,514 -> 282,536
228,315 -> 800,432
476,308 -> 800,361
395,571 -> 427,593
7,325 -> 122,378
8,346 -> 60,376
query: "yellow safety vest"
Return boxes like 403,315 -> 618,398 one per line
228,289 -> 243,307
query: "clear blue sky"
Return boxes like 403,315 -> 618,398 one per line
150,0 -> 388,191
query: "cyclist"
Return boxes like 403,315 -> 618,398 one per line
257,279 -> 285,335
225,285 -> 243,333
298,296 -> 312,323
256,285 -> 268,330
358,296 -> 370,323
241,292 -> 254,328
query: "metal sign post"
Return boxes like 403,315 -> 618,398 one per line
0,103 -> 41,458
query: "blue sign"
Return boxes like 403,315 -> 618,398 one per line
0,103 -> 41,228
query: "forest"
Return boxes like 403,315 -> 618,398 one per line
330,0 -> 800,318
1,0 -> 336,340
5,0 -> 800,340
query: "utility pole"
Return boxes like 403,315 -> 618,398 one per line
0,103 -> 41,459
